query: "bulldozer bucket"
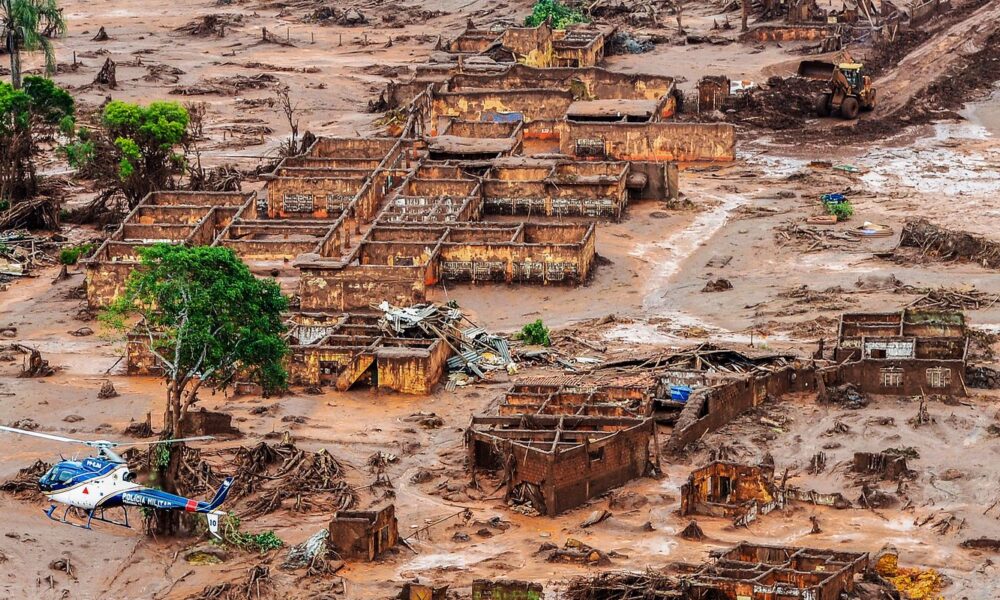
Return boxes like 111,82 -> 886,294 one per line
797,60 -> 836,80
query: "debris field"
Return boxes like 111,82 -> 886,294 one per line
2,0 -> 1000,599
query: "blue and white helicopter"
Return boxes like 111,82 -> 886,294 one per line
0,425 -> 233,538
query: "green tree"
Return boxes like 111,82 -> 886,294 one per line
0,75 -> 73,201
2,0 -> 66,89
70,100 -> 190,215
102,244 -> 288,533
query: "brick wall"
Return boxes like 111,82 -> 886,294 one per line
667,366 -> 815,452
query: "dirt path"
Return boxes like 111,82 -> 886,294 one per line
875,0 -> 1000,115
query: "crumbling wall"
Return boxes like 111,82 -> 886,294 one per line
179,410 -> 239,437
698,76 -> 731,113
287,344 -> 363,385
558,122 -> 735,162
667,366 -> 815,452
545,424 -> 652,514
501,25 -> 554,66
680,462 -> 776,517
552,30 -> 604,68
328,504 -> 399,561
853,452 -> 910,480
126,332 -> 163,375
86,259 -> 137,308
468,417 -> 655,516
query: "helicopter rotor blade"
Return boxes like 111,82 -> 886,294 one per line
112,435 -> 215,448
0,425 -> 90,446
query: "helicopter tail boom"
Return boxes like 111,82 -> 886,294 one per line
203,477 -> 234,512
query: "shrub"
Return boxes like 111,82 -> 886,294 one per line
825,200 -> 854,222
59,243 -> 95,265
525,0 -> 588,29
518,319 -> 551,346
219,514 -> 284,553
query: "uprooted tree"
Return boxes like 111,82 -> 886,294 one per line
102,244 -> 288,534
0,76 -> 74,206
67,100 -> 190,218
2,0 -> 66,89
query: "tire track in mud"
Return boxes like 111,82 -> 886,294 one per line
605,191 -> 750,344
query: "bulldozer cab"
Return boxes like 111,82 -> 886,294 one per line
838,63 -> 864,93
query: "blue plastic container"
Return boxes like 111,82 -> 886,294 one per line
670,385 -> 693,402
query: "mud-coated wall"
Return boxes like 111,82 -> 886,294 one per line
266,177 -> 364,219
328,505 -> 398,561
545,423 -> 652,514
559,122 -> 735,162
86,261 -> 138,308
431,90 -> 574,127
448,66 -> 673,101
298,264 -> 431,311
741,25 -> 835,41
680,462 -> 775,516
667,367 -> 815,452
376,343 -> 451,395
835,359 -> 966,396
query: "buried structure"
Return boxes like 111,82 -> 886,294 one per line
466,415 -> 659,515
686,543 -> 869,600
833,309 -> 968,396
328,504 -> 400,561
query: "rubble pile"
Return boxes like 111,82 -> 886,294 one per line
377,302 -> 515,386
726,77 -> 828,130
820,382 -> 868,409
563,571 -> 684,600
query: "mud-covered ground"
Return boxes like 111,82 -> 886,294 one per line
3,0 -> 1000,598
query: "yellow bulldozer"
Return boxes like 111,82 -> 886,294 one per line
798,56 -> 877,120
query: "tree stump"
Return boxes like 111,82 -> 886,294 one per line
94,58 -> 117,88
98,379 -> 119,399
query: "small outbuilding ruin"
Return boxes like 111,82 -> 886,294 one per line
328,504 -> 399,561
466,414 -> 658,515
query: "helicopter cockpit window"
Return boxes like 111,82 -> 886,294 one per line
51,468 -> 75,483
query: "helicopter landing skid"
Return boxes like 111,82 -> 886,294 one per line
45,504 -> 131,531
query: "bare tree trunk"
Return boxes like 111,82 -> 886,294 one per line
156,384 -> 184,536
741,0 -> 749,32
7,31 -> 21,89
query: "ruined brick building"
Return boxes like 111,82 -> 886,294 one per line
833,309 -> 968,396
466,414 -> 658,515
85,21 -> 737,395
